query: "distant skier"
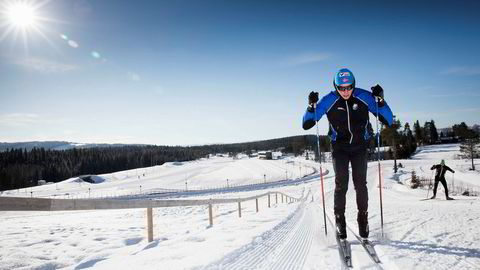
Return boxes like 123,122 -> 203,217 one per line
430,159 -> 455,200
302,68 -> 393,240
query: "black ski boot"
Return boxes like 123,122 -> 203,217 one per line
335,214 -> 347,239
357,211 -> 369,238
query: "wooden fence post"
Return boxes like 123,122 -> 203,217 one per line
208,203 -> 213,226
268,194 -> 271,208
238,201 -> 242,218
256,198 -> 259,212
147,207 -> 153,242
275,193 -> 278,204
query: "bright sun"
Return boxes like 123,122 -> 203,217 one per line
0,0 -> 53,50
7,2 -> 36,28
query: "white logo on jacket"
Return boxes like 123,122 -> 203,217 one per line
353,103 -> 358,110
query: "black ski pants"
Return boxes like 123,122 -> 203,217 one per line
332,143 -> 368,217
433,176 -> 449,198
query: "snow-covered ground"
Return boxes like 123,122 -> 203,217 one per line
1,144 -> 479,269
2,156 -> 316,199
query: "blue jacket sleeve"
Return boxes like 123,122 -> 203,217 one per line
302,92 -> 336,130
356,89 -> 393,127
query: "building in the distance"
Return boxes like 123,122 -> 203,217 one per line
258,151 -> 273,160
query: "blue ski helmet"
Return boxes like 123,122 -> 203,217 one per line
333,68 -> 355,90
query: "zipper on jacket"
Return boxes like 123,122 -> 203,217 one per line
345,100 -> 353,144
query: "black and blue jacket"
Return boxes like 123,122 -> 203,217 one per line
302,88 -> 393,145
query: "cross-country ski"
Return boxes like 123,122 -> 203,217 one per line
336,235 -> 353,268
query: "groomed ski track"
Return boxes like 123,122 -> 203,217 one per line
203,199 -> 312,269
201,163 -> 396,269
203,197 -> 343,270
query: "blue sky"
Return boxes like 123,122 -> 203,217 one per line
1,0 -> 479,145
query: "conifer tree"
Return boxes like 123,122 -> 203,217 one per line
414,120 -> 423,145
429,120 -> 439,144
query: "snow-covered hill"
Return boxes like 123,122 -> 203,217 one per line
0,144 -> 479,269
1,156 -> 316,199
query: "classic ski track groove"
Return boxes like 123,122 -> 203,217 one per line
228,207 -> 302,270
269,206 -> 314,270
203,200 -> 311,270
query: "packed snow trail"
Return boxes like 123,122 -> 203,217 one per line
203,199 -> 316,270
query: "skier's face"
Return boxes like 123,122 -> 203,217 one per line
337,84 -> 353,100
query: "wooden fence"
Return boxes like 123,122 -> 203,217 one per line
0,190 -> 308,242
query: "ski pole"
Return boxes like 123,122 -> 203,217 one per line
426,169 -> 434,199
452,172 -> 455,195
314,103 -> 328,236
375,97 -> 384,236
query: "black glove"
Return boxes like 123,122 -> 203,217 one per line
307,91 -> 319,112
371,84 -> 384,99
308,91 -> 319,105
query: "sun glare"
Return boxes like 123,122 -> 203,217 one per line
0,0 -> 56,52
7,2 -> 36,28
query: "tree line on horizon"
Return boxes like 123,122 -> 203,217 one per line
0,121 -> 478,191
0,135 -> 330,191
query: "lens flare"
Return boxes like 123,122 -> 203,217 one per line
91,51 -> 100,58
68,40 -> 78,48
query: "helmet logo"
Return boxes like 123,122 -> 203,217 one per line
339,72 -> 350,77
353,103 -> 358,110
342,78 -> 349,83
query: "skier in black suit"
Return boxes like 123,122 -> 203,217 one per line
430,159 -> 455,200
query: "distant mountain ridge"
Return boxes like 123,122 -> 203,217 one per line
0,141 -> 142,152
0,135 -> 326,153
